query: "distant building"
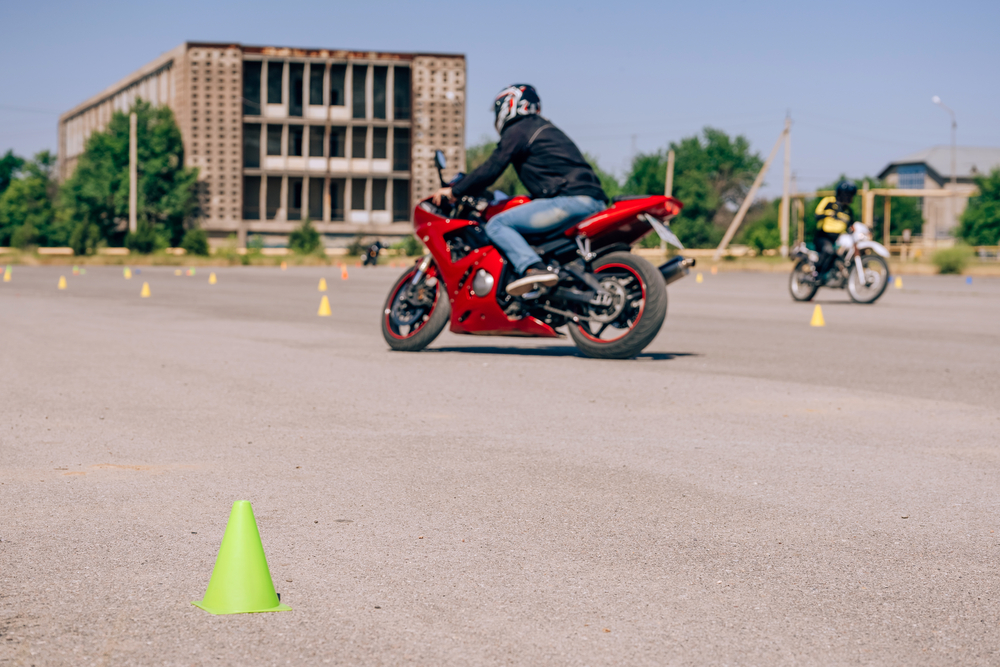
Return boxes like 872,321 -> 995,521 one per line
58,42 -> 466,245
878,146 -> 1000,241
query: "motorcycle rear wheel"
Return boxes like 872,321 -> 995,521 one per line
568,251 -> 667,359
381,264 -> 450,351
847,254 -> 889,304
789,259 -> 819,302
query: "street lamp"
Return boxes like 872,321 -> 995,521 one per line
931,96 -> 957,186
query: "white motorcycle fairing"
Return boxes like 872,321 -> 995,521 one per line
855,240 -> 890,258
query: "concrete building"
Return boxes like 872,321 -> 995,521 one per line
58,42 -> 466,246
878,146 -> 1000,241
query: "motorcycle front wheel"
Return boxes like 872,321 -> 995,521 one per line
847,254 -> 889,304
789,259 -> 819,302
567,251 -> 667,359
381,264 -> 450,351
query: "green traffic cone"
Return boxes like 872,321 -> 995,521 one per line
192,500 -> 291,615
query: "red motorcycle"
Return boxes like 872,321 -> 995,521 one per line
381,151 -> 695,359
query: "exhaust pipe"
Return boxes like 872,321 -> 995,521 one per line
659,256 -> 696,286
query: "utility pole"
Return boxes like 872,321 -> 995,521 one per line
662,149 -> 676,255
129,112 -> 137,234
713,119 -> 790,261
779,115 -> 792,258
664,149 -> 675,198
932,96 -> 957,246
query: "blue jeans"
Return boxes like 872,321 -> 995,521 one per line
485,196 -> 606,274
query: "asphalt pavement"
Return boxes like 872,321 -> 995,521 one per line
1,264 -> 999,666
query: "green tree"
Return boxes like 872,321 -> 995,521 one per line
0,150 -> 25,196
59,99 -> 199,251
622,128 -> 764,248
958,168 -> 1000,246
0,151 -> 61,247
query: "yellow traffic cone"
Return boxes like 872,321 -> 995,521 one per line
58,275 -> 67,290
3,266 -> 11,282
124,267 -> 132,279
810,304 -> 825,327
695,272 -> 703,283
280,261 -> 287,271
894,276 -> 903,289
192,500 -> 291,615
318,277 -> 327,292
209,272 -> 217,285
318,295 -> 332,316
140,282 -> 151,298
340,265 -> 349,280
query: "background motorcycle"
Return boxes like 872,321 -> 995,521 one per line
789,222 -> 891,304
381,151 -> 695,359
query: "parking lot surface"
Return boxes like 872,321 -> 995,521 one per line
2,265 -> 999,665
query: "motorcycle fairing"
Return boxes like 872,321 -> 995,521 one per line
414,205 -> 559,338
855,240 -> 891,258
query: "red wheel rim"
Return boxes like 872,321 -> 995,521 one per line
576,263 -> 646,343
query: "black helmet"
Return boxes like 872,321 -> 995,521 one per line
493,84 -> 540,134
835,179 -> 858,204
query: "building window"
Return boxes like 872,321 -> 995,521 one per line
392,128 -> 410,171
243,123 -> 260,168
352,65 -> 367,119
372,127 -> 387,159
288,178 -> 303,221
372,178 -> 387,210
243,62 -> 261,115
898,164 -> 925,189
266,125 -> 283,156
288,125 -> 304,157
288,63 -> 304,117
373,66 -> 387,120
243,176 -> 261,220
309,64 -> 324,106
266,60 -> 283,105
331,179 -> 345,220
393,66 -> 411,120
308,126 -> 325,157
329,126 -> 346,157
393,180 -> 410,221
308,179 -> 324,221
330,64 -> 346,106
351,126 -> 367,158
351,178 -> 366,210
265,176 -> 281,219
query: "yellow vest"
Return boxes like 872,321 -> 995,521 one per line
815,196 -> 851,234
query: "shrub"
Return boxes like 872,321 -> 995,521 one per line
70,221 -> 101,256
181,228 -> 210,256
288,218 -> 321,255
125,221 -> 167,254
247,234 -> 265,256
393,234 -> 425,256
10,223 -> 37,249
933,244 -> 974,274
346,233 -> 368,256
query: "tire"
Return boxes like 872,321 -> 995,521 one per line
789,259 -> 818,302
568,251 -> 667,359
381,265 -> 450,351
847,254 -> 889,304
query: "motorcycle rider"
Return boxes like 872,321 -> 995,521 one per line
811,180 -> 858,282
432,84 -> 608,296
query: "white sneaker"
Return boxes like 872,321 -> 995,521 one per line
506,268 -> 559,296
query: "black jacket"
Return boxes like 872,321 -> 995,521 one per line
451,115 -> 607,202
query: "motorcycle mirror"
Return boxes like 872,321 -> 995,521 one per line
434,150 -> 447,170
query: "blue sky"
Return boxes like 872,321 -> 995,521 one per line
1,0 -> 997,196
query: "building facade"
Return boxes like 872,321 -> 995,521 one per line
878,146 -> 1000,242
58,42 -> 466,246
